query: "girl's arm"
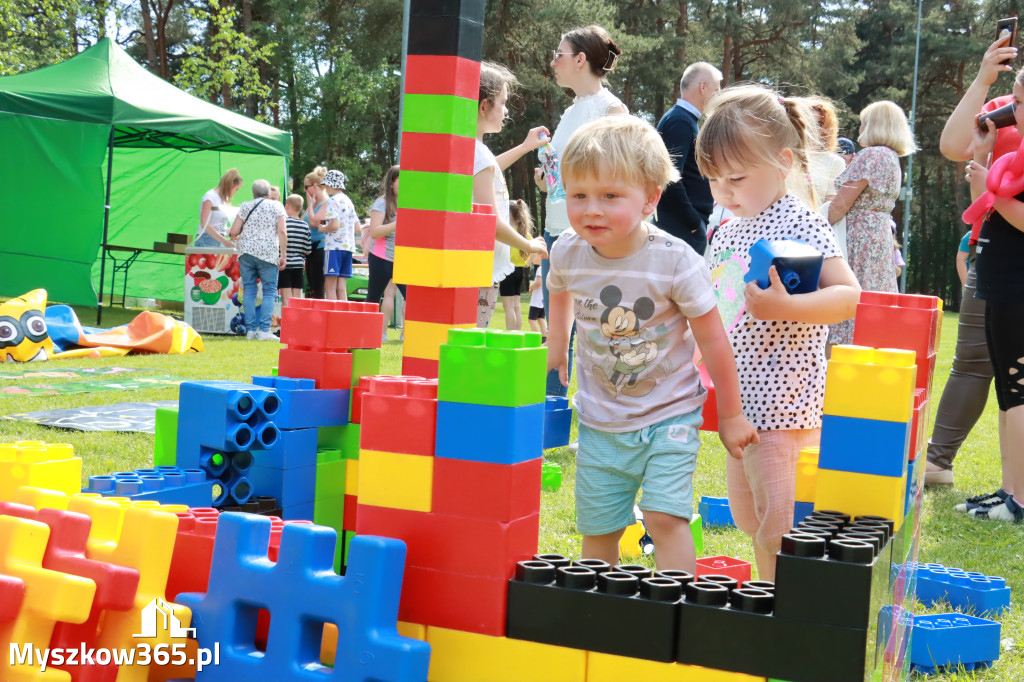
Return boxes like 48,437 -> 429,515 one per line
827,178 -> 868,224
368,209 -> 397,239
200,199 -> 233,246
689,308 -> 759,459
473,167 -> 549,258
745,258 -> 860,326
956,250 -> 969,286
495,126 -> 550,171
546,290 -> 573,386
228,214 -> 243,239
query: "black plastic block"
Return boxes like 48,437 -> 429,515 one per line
407,16 -> 483,59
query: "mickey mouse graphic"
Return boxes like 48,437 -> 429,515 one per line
592,285 -> 658,397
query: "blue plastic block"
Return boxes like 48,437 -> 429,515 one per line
542,396 -> 572,450
255,427 -> 319,470
744,239 -> 823,294
252,375 -> 350,430
281,502 -> 315,521
83,466 -> 215,507
250,464 -> 316,508
177,513 -> 430,682
915,564 -> 1011,616
910,613 -> 1000,675
698,496 -> 735,528
818,415 -> 911,477
435,401 -> 543,465
176,381 -> 282,457
793,500 -> 815,526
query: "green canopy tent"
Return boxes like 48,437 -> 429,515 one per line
0,38 -> 291,321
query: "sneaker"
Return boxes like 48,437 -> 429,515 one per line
924,461 -> 954,487
567,441 -> 579,454
246,331 -> 256,340
967,496 -> 1024,523
255,331 -> 280,342
954,489 -> 1010,513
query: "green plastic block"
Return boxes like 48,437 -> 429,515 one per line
541,462 -> 562,492
351,348 -> 381,387
401,94 -> 477,137
317,424 -> 361,459
271,366 -> 278,376
316,455 -> 347,501
153,406 -> 179,467
397,170 -> 474,213
690,514 -> 704,557
438,328 -> 546,406
314,495 -> 345,529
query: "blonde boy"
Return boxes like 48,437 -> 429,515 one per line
546,116 -> 757,571
280,193 -> 312,306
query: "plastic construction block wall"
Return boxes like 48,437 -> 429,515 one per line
83,466 -> 215,507
823,346 -> 917,424
852,291 -> 942,392
278,298 -> 384,352
0,441 -> 82,501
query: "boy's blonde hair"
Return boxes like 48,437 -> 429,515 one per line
285,194 -> 304,213
561,116 -> 679,191
804,96 -> 840,153
695,85 -> 819,203
857,101 -> 917,157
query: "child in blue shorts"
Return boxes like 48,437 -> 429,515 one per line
546,116 -> 757,572
321,169 -> 358,301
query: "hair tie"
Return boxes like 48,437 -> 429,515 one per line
603,52 -> 618,72
778,94 -> 786,106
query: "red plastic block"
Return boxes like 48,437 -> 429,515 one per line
695,555 -> 752,586
279,304 -> 326,348
853,292 -> 941,364
432,457 -> 541,523
403,286 -> 478,326
343,494 -> 358,532
325,306 -> 384,351
279,348 -> 353,390
394,207 -> 497,251
360,376 -> 438,456
400,566 -> 508,636
405,54 -> 481,99
0,574 -> 24,622
402,356 -> 439,380
281,299 -> 383,351
350,376 -> 373,423
166,509 -> 220,601
918,352 -> 937,393
695,358 -> 718,432
356,504 -> 538,579
400,132 -> 476,174
909,389 -> 930,460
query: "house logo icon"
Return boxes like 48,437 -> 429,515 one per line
132,597 -> 196,638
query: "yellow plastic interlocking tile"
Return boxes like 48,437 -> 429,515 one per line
0,441 -> 82,501
587,652 -> 766,681
823,346 -> 916,423
427,625 -> 587,682
357,449 -> 433,512
403,320 -> 475,360
815,468 -> 906,530
12,485 -> 71,511
321,620 -> 426,666
394,246 -> 494,288
0,515 -> 96,682
345,458 -> 359,496
795,447 -> 819,504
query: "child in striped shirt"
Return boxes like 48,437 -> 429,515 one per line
281,194 -> 312,306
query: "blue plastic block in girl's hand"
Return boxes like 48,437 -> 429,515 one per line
744,239 -> 823,294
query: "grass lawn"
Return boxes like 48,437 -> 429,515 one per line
0,299 -> 1021,680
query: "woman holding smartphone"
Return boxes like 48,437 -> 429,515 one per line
303,167 -> 330,299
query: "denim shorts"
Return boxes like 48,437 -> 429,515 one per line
575,408 -> 702,536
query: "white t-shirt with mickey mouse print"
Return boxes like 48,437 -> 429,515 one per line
547,224 -> 717,432
705,193 -> 842,431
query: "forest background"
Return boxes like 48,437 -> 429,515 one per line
1,0 -> 1015,308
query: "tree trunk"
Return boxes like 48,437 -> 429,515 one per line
140,0 -> 157,72
242,0 -> 257,117
674,0 -> 688,99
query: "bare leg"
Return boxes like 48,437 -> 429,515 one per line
643,510 -> 696,573
324,277 -> 339,301
581,530 -> 626,566
502,295 -> 520,330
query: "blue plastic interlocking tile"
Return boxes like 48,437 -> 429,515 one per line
83,466 -> 215,507
915,564 -> 1011,616
793,500 -> 815,527
176,381 -> 281,458
698,496 -> 735,528
818,415 -> 911,478
909,613 -> 1000,675
250,464 -> 317,508
435,401 -> 543,465
252,375 -> 350,430
177,513 -> 430,681
744,238 -> 823,294
542,396 -> 572,450
254,427 -> 319,470
281,502 -> 315,521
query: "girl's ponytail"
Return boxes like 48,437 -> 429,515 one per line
779,96 -> 820,209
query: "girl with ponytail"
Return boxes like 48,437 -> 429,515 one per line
695,84 -> 861,581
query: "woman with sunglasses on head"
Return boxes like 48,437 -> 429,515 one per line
473,61 -> 550,328
533,24 -> 627,396
302,166 -> 329,299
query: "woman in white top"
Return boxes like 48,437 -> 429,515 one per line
532,24 -> 627,395
805,97 -> 847,208
473,61 -> 550,328
195,169 -> 242,248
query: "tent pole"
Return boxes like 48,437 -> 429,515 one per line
97,127 -> 114,325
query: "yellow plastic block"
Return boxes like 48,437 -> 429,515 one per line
815,468 -> 906,530
619,521 -> 646,557
823,346 -> 916,423
0,515 -> 96,682
404,320 -> 475,360
587,652 -> 766,682
0,441 -> 82,501
427,626 -> 587,682
795,447 -> 819,503
321,620 -> 425,666
357,449 -> 433,512
394,246 -> 494,288
13,485 -> 71,511
344,458 -> 359,496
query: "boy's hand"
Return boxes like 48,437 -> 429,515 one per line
522,126 -> 551,151
744,266 -> 791,320
529,237 -> 549,260
718,414 -> 759,459
546,343 -> 569,387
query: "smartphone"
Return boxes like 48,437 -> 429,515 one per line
997,17 -> 1018,65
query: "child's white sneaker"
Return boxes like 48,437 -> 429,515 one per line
255,331 -> 279,342
246,331 -> 257,340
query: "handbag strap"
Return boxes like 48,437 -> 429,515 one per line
238,198 -> 264,236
